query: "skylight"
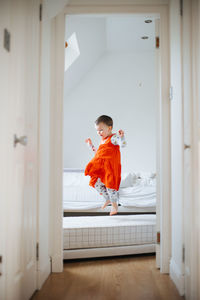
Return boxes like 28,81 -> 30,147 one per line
65,32 -> 80,71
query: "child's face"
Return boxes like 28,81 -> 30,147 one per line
95,122 -> 112,139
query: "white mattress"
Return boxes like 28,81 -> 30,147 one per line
63,214 -> 156,250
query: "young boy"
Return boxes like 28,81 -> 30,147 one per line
85,115 -> 126,215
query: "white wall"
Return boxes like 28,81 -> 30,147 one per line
65,16 -> 107,95
63,50 -> 156,173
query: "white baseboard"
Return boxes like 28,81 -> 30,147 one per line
170,258 -> 185,296
37,258 -> 51,290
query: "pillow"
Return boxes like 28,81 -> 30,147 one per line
132,171 -> 156,186
137,171 -> 156,179
120,173 -> 134,188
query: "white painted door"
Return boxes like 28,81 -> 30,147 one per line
0,0 -> 40,299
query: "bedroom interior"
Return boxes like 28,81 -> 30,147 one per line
63,14 -> 158,260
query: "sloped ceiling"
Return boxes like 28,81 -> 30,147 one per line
64,15 -> 156,96
106,16 -> 155,52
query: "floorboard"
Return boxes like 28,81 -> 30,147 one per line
32,254 -> 184,300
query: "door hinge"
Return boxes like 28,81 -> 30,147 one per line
0,255 -> 2,276
155,36 -> 160,49
180,0 -> 183,16
4,28 -> 11,52
157,232 -> 160,244
39,4 -> 42,21
182,245 -> 185,263
50,256 -> 52,272
169,86 -> 173,100
36,242 -> 39,261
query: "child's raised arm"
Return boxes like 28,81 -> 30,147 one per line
85,138 -> 97,153
111,130 -> 127,148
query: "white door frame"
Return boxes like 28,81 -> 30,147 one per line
180,0 -> 200,298
182,0 -> 193,297
190,0 -> 200,298
49,4 -> 171,273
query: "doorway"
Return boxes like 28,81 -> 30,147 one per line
63,12 -> 158,258
49,4 -> 170,274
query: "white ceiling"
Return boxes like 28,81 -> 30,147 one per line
64,14 -> 157,96
106,15 -> 156,52
66,14 -> 157,52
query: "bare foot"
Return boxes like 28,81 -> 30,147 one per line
101,200 -> 111,209
109,202 -> 118,216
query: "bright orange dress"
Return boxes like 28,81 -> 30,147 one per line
84,133 -> 121,191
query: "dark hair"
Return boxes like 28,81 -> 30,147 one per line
95,115 -> 113,127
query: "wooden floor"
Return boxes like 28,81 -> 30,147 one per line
32,254 -> 184,300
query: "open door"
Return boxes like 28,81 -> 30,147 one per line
0,0 -> 40,298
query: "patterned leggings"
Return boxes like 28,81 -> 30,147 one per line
94,178 -> 119,203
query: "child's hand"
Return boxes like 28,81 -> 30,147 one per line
118,129 -> 124,137
85,138 -> 92,146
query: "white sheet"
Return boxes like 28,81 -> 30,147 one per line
63,187 -> 156,210
63,201 -> 102,210
119,185 -> 156,207
63,185 -> 103,203
63,171 -> 156,212
119,185 -> 156,198
63,185 -> 156,202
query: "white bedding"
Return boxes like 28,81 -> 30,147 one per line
63,214 -> 156,250
63,187 -> 156,211
63,204 -> 156,213
63,201 -> 102,210
63,170 -> 156,212
63,185 -> 103,203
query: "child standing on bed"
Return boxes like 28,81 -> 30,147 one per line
84,115 -> 127,216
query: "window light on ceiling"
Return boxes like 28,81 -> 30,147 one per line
65,32 -> 80,71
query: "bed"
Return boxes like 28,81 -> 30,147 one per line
63,168 -> 156,214
63,169 -> 157,260
63,214 -> 156,259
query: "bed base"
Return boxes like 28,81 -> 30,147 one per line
63,244 -> 155,260
63,211 -> 156,217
